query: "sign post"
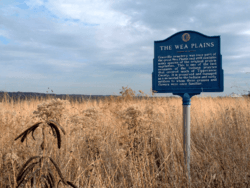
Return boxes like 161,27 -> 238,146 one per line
152,31 -> 224,181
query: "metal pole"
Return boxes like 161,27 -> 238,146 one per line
182,93 -> 191,182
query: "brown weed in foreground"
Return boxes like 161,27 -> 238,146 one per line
0,92 -> 250,187
12,98 -> 78,188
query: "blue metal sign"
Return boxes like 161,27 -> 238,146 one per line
152,30 -> 224,94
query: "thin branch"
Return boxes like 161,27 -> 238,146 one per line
15,122 -> 42,142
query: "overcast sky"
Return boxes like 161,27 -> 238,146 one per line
0,0 -> 250,97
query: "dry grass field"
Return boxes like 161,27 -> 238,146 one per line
0,90 -> 250,188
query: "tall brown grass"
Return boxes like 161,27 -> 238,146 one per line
0,91 -> 250,187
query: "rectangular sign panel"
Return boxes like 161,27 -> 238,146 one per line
152,30 -> 224,94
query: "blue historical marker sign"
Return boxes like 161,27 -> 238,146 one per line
152,30 -> 224,94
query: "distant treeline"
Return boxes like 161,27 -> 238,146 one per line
0,91 -> 156,103
1,91 -> 249,104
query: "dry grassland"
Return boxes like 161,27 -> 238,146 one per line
0,92 -> 250,187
